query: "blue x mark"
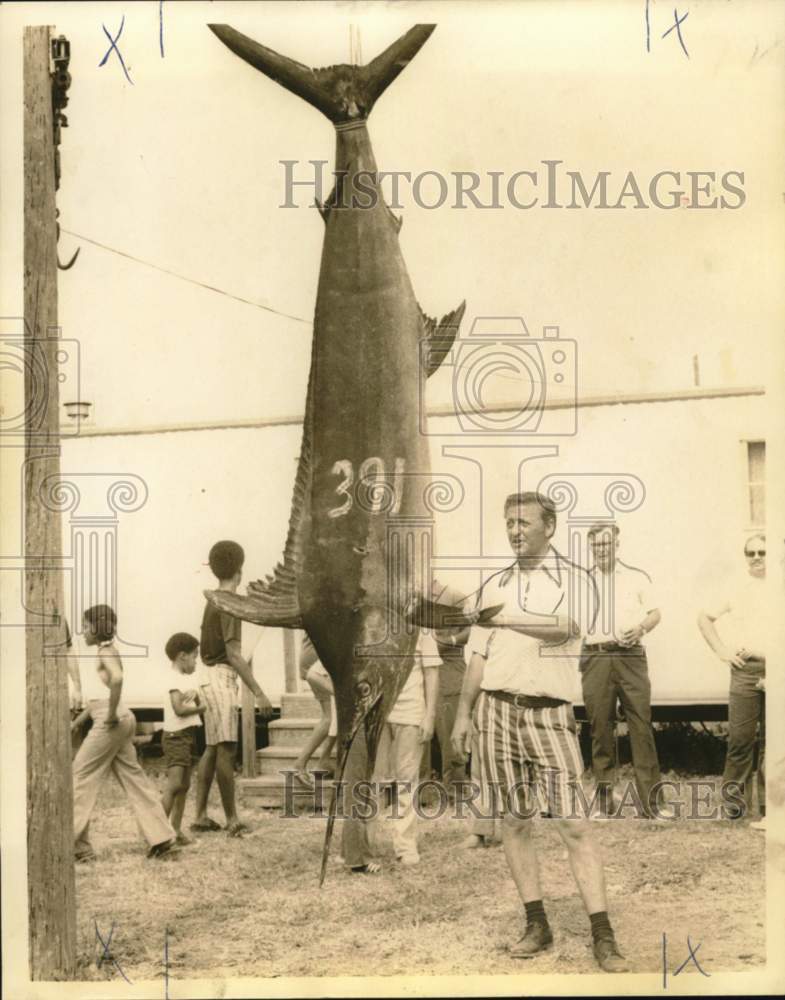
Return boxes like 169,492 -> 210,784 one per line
99,15 -> 134,84
662,8 -> 690,59
95,919 -> 132,984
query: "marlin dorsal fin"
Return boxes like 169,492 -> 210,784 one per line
205,385 -> 313,628
421,301 -> 466,378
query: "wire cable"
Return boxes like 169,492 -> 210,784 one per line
59,228 -> 312,326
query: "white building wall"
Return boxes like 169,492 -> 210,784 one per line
61,391 -> 765,709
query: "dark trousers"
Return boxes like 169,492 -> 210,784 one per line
434,692 -> 469,793
581,647 -> 661,813
724,664 -> 765,818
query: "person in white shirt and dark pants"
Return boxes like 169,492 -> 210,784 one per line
580,523 -> 662,819
698,534 -> 767,822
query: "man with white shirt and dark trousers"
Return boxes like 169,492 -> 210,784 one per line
452,492 -> 628,974
581,523 -> 662,819
697,533 -> 767,824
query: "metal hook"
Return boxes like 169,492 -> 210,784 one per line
58,246 -> 80,270
56,213 -> 80,270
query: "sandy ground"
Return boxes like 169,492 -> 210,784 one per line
71,762 -> 768,984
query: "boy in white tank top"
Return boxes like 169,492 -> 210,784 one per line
71,604 -> 178,861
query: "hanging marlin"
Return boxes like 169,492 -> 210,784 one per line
204,23 -> 501,880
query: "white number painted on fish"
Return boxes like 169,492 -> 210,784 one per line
328,460 -> 354,518
328,457 -> 405,518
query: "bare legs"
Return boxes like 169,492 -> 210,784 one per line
162,764 -> 193,840
192,742 -> 243,833
294,671 -> 337,785
503,813 -> 607,915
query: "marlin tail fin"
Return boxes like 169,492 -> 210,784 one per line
208,24 -> 435,124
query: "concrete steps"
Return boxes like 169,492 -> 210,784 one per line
267,717 -> 327,747
255,745 -> 336,776
238,688 -> 336,809
280,692 -> 324,718
241,774 -> 337,811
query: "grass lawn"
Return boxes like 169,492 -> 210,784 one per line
73,760 -> 767,985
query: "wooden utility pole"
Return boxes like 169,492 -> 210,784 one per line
24,24 -> 77,979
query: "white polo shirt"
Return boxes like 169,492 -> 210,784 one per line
705,571 -> 770,657
469,550 -> 592,703
587,561 -> 658,644
387,631 -> 439,727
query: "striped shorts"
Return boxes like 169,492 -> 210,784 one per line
475,691 -> 584,819
200,665 -> 239,746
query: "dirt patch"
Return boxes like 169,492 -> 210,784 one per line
73,763 -> 766,984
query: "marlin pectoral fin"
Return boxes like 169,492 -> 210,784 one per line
475,603 -> 507,624
406,597 -> 505,630
204,589 -> 302,628
421,301 -> 467,378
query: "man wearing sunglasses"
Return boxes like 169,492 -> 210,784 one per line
697,534 -> 767,823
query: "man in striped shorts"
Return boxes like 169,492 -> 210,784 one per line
452,491 -> 628,973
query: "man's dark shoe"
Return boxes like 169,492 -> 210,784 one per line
147,839 -> 181,860
510,922 -> 553,958
460,834 -> 489,849
593,935 -> 630,973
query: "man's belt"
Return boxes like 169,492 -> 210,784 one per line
583,642 -> 643,653
486,690 -> 568,710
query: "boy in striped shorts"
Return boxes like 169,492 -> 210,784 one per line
452,492 -> 629,973
191,541 -> 273,836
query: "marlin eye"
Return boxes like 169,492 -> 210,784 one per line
356,680 -> 371,698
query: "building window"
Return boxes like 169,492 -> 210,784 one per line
747,440 -> 765,527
